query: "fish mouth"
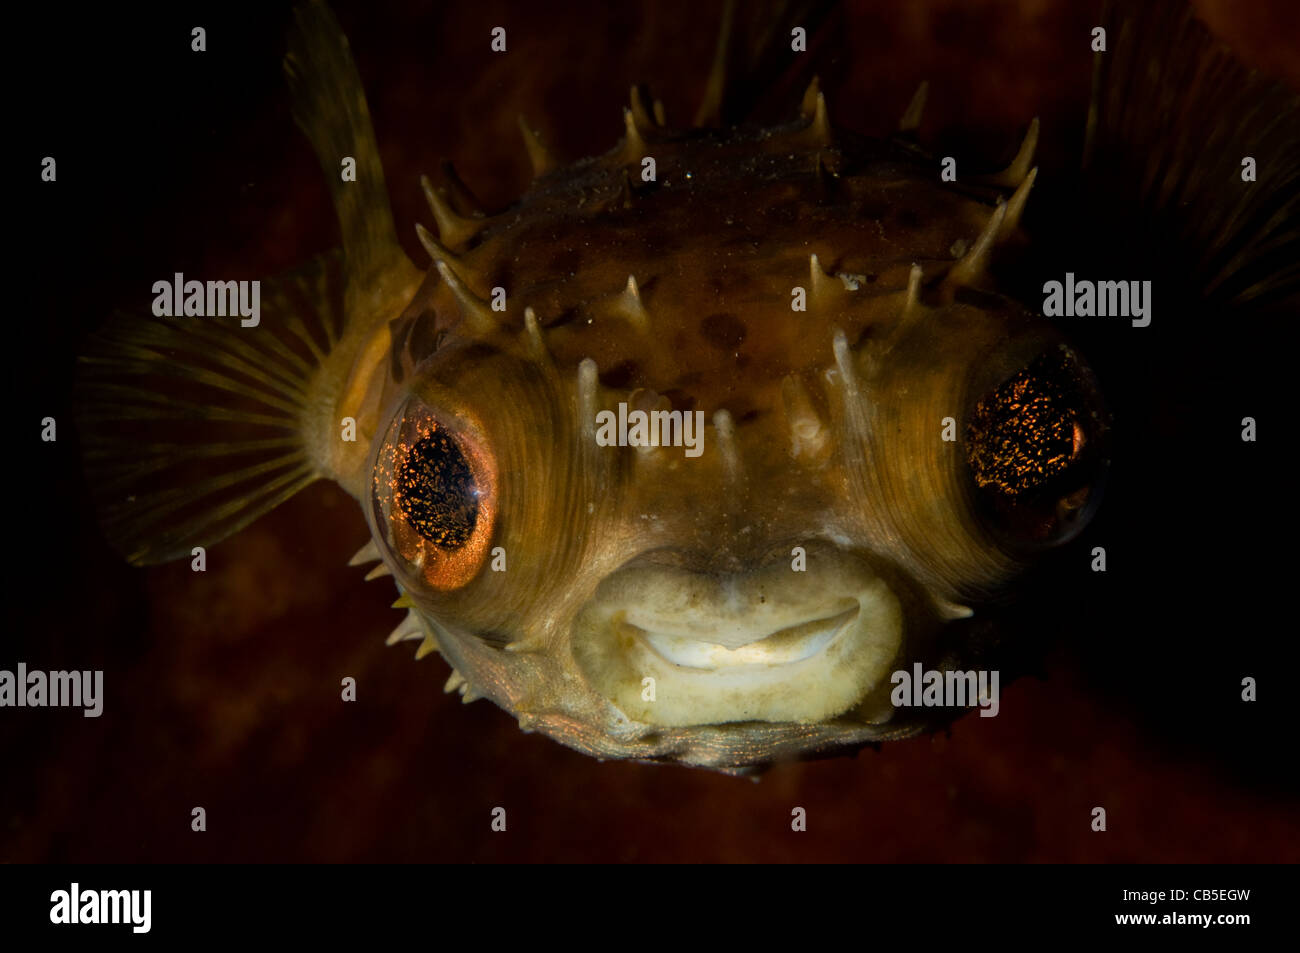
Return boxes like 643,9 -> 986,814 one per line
571,550 -> 903,727
628,605 -> 861,669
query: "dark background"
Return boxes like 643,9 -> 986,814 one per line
5,0 -> 1298,862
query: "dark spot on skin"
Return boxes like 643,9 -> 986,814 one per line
546,305 -> 582,328
764,202 -> 799,226
600,360 -> 641,389
487,261 -> 514,292
659,389 -> 697,413
638,227 -> 675,255
858,200 -> 890,220
897,208 -> 923,229
850,326 -> 874,350
548,246 -> 583,275
698,312 -> 748,350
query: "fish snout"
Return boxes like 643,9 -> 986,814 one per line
571,546 -> 904,726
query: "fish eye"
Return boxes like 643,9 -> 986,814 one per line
368,397 -> 498,591
963,343 -> 1108,546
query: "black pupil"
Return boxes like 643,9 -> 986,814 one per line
396,430 -> 478,547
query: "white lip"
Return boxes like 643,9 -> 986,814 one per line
572,557 -> 903,727
627,605 -> 860,669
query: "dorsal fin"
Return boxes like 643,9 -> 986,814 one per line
284,0 -> 419,306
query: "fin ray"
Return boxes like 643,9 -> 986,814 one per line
1084,0 -> 1300,313
283,0 -> 415,295
75,253 -> 348,565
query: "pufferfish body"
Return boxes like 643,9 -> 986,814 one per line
75,0 -> 1295,770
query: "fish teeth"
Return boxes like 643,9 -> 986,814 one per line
364,562 -> 392,581
414,633 -> 439,660
444,671 -> 466,694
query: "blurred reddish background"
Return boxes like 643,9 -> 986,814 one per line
7,0 -> 1298,862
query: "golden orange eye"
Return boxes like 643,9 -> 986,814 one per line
368,398 -> 498,591
964,344 -> 1109,545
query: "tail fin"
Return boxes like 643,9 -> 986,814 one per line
1083,0 -> 1299,314
76,1 -> 419,566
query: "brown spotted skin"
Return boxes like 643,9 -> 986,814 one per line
424,123 -> 1003,417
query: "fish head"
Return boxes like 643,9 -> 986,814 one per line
357,142 -> 1110,769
